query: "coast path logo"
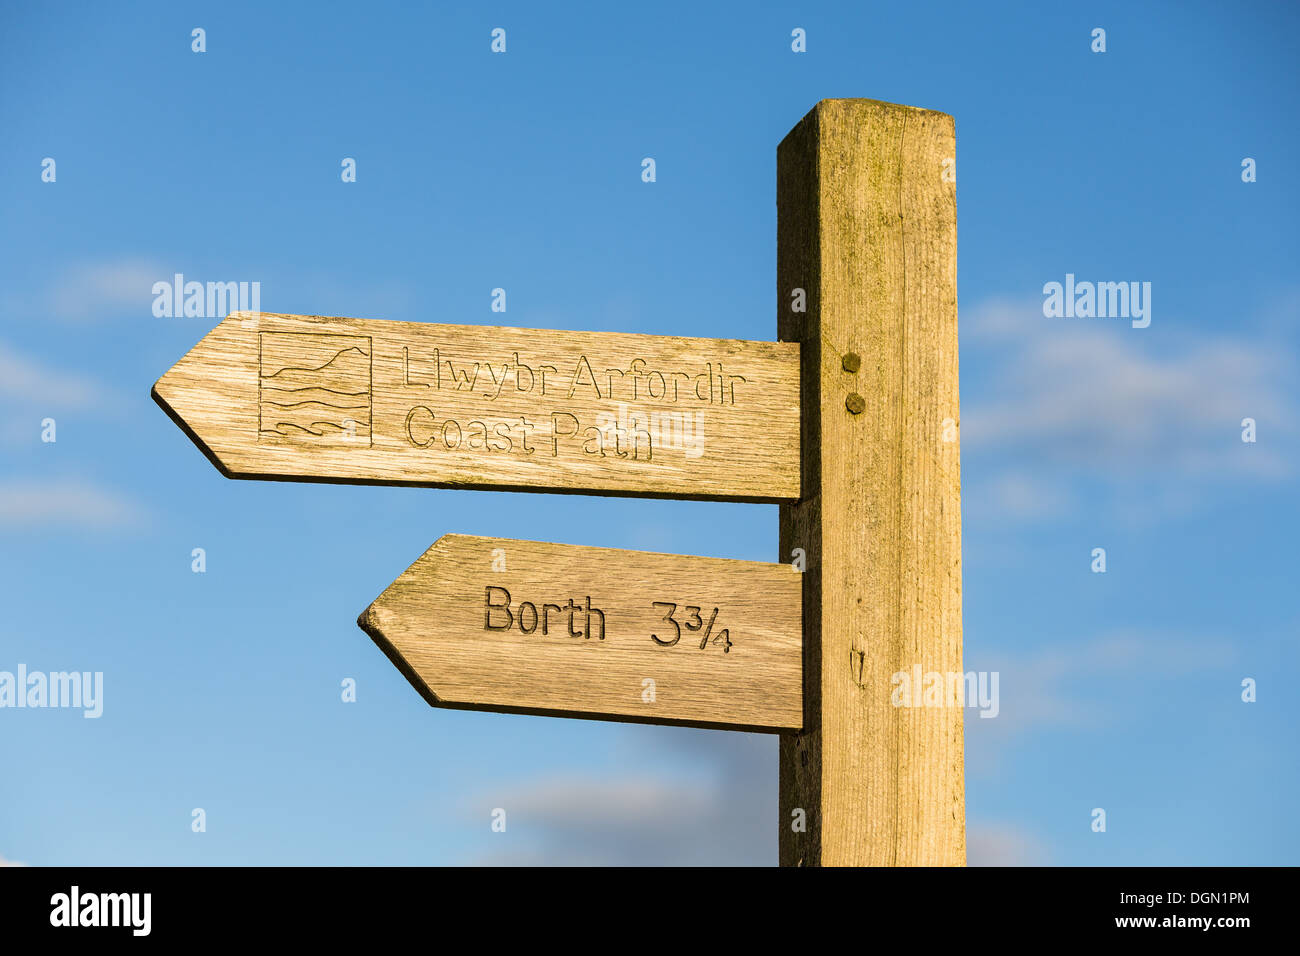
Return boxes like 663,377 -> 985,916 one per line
257,332 -> 373,446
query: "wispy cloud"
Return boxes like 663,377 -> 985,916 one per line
0,340 -> 118,410
0,340 -> 123,448
977,470 -> 1077,520
0,478 -> 147,530
967,821 -> 1049,866
966,629 -> 1236,776
467,731 -> 773,865
0,257 -> 164,322
0,854 -> 27,867
962,296 -> 1298,522
467,730 -> 1067,865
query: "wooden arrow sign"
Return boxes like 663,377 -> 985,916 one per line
152,311 -> 800,501
358,534 -> 803,731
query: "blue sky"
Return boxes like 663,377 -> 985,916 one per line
1,0 -> 1297,865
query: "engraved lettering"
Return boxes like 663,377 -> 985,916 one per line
485,359 -> 510,400
566,355 -> 601,399
389,345 -> 761,467
491,421 -> 513,453
393,347 -> 756,408
519,601 -> 538,633
513,353 -> 535,393
585,596 -> 605,641
649,603 -> 731,652
479,588 -> 607,642
484,586 -> 513,630
650,602 -> 680,646
694,366 -> 711,402
516,416 -> 536,454
669,371 -> 690,402
581,425 -> 605,457
627,359 -> 647,401
550,411 -> 580,457
403,347 -> 431,387
405,405 -> 436,447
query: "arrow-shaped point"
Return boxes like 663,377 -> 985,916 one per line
355,534 -> 803,730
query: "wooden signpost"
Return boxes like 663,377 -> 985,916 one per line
776,100 -> 964,866
152,98 -> 964,866
359,534 -> 802,731
152,311 -> 800,502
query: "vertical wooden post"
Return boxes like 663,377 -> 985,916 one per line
778,99 -> 964,866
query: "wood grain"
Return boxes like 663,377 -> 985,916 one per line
358,534 -> 802,731
777,100 -> 965,865
152,312 -> 800,502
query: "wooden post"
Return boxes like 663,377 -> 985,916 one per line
778,99 -> 964,866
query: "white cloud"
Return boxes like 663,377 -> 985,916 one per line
0,341 -> 124,448
0,340 -> 116,410
472,774 -> 729,866
463,626 -> 1228,865
488,775 -> 713,827
468,731 -> 774,865
55,259 -> 162,321
965,297 -> 1295,473
0,478 -> 146,529
965,629 -> 1235,777
471,731 -> 1069,865
0,257 -> 163,322
977,470 -> 1076,520
967,821 -> 1050,866
961,295 -> 1294,470
0,854 -> 26,867
961,296 -> 1297,522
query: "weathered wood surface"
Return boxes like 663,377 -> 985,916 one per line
358,534 -> 803,731
153,312 -> 800,501
777,99 -> 965,865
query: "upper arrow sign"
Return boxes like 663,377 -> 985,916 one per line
152,312 -> 800,501
359,534 -> 803,731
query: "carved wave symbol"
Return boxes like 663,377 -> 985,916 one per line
264,399 -> 368,410
261,346 -> 368,379
258,337 -> 372,442
265,421 -> 352,437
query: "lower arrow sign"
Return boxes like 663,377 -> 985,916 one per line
358,535 -> 803,731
